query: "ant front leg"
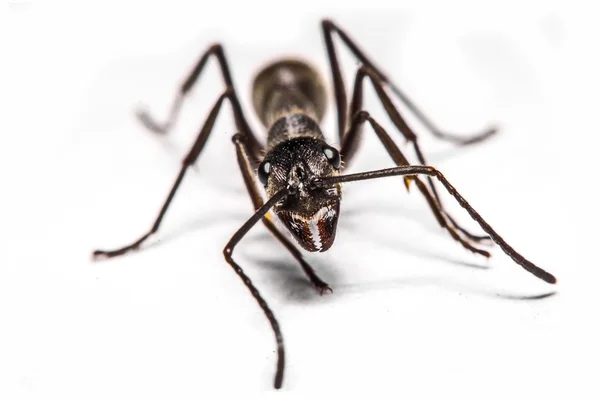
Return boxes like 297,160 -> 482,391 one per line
93,89 -> 243,259
231,133 -> 332,294
222,188 -> 293,389
321,19 -> 497,146
136,43 -> 262,159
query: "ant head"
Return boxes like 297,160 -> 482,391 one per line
258,137 -> 342,252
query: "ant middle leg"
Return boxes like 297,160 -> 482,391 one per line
321,19 -> 497,147
343,66 -> 491,244
342,110 -> 490,257
93,89 -> 242,259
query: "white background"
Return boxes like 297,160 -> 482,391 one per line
3,0 -> 600,398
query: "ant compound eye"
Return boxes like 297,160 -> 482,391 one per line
258,160 -> 271,186
322,145 -> 341,169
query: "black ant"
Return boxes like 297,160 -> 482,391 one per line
93,19 -> 557,389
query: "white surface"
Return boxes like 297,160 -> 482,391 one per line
2,1 -> 600,398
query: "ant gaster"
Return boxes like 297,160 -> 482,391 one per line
93,19 -> 556,389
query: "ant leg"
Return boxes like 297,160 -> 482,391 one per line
317,166 -> 557,284
343,66 -> 490,242
321,19 -> 497,146
223,188 -> 291,389
93,89 -> 244,258
343,111 -> 490,257
231,134 -> 332,294
136,43 -> 262,159
348,66 -> 490,242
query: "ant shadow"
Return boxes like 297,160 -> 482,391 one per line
342,206 -> 555,300
341,212 -> 490,270
242,255 -> 340,304
244,232 -> 555,306
245,252 -> 556,305
343,198 -> 489,246
333,276 -> 557,302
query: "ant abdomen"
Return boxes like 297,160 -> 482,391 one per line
252,59 -> 327,128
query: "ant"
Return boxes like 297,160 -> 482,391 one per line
92,19 -> 557,389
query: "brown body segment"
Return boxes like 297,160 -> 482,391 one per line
252,59 -> 327,129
